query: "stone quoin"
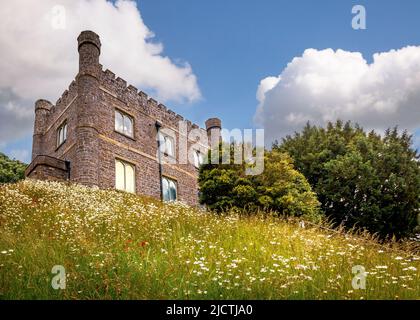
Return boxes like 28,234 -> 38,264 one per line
25,30 -> 221,206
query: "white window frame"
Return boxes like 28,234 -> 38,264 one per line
193,149 -> 203,168
115,109 -> 134,138
162,176 -> 177,202
159,133 -> 175,157
115,159 -> 136,193
57,122 -> 68,147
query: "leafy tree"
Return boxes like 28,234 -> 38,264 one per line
198,143 -> 321,221
275,121 -> 420,239
0,152 -> 27,183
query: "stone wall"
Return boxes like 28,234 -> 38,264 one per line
25,155 -> 69,181
27,30 -> 220,207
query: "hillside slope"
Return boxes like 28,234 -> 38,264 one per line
0,179 -> 418,299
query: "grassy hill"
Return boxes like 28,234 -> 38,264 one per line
0,179 -> 418,299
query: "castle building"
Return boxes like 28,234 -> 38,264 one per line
25,31 -> 221,206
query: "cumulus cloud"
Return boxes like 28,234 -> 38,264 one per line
0,0 -> 201,146
255,47 -> 420,145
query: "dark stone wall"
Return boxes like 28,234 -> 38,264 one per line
26,31 -> 216,206
25,155 -> 69,181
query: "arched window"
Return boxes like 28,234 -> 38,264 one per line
115,109 -> 133,137
193,150 -> 203,168
57,122 -> 68,147
115,159 -> 135,193
162,177 -> 177,201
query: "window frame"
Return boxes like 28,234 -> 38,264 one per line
193,149 -> 203,168
159,133 -> 175,158
56,121 -> 68,148
115,158 -> 136,193
162,176 -> 177,202
114,109 -> 134,139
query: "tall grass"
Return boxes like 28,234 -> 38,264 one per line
0,179 -> 418,299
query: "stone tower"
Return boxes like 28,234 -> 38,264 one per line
73,30 -> 102,185
205,117 -> 222,148
32,99 -> 53,159
26,30 -> 221,206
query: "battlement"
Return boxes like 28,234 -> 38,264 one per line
55,80 -> 78,108
99,66 -> 206,133
28,30 -> 219,207
32,30 -> 211,138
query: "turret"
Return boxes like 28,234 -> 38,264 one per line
74,31 -> 101,185
205,117 -> 222,148
32,99 -> 52,160
77,30 -> 101,74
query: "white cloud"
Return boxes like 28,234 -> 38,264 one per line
255,47 -> 420,145
0,0 -> 201,146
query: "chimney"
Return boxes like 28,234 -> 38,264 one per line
77,30 -> 101,74
205,117 -> 222,148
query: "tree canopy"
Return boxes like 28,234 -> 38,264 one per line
198,144 -> 321,222
0,152 -> 27,184
275,121 -> 420,239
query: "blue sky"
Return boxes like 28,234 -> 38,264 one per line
137,0 -> 420,128
1,0 -> 420,162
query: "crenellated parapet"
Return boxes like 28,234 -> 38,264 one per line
99,66 -> 208,136
27,30 -> 219,206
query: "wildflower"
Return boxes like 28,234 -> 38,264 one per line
138,241 -> 148,247
403,266 -> 417,271
295,264 -> 308,270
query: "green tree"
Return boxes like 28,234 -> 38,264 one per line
198,143 -> 321,221
0,152 -> 27,183
276,121 -> 420,239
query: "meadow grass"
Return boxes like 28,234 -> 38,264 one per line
0,179 -> 418,299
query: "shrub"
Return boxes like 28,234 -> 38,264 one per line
198,144 -> 321,222
0,152 -> 27,184
276,121 -> 420,239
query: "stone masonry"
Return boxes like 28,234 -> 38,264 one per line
25,31 -> 221,206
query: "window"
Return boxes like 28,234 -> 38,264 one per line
162,177 -> 177,201
115,159 -> 135,193
57,122 -> 67,147
159,133 -> 175,157
193,150 -> 203,168
115,109 -> 133,137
